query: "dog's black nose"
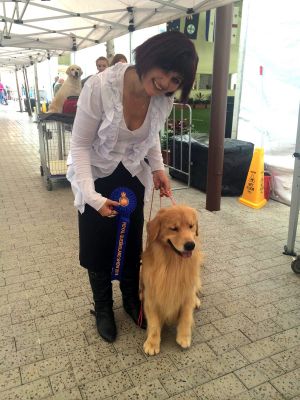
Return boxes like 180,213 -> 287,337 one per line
184,241 -> 195,251
75,71 -> 79,76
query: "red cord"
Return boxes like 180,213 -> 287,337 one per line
169,195 -> 176,205
138,302 -> 143,327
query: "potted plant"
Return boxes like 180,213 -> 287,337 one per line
160,130 -> 172,164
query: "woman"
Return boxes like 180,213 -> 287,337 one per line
67,31 -> 198,343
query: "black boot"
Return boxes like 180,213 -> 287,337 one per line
120,276 -> 147,329
122,294 -> 147,329
88,270 -> 117,342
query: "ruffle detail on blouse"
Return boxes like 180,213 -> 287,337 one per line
91,63 -> 173,168
92,64 -> 124,162
127,95 -> 173,168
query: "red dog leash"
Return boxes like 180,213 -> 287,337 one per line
149,187 -> 176,221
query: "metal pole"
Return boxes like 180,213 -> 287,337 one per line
14,67 -> 23,112
231,0 -> 250,139
284,103 -> 300,256
106,39 -> 115,64
206,4 -> 233,211
129,32 -> 132,63
34,62 -> 41,117
22,66 -> 32,117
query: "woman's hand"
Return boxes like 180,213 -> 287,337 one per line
98,199 -> 120,218
152,170 -> 172,197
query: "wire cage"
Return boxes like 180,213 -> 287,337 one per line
38,114 -> 74,190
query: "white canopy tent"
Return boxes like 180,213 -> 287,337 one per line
0,0 -> 236,213
0,0 -> 235,67
234,0 -> 300,205
230,0 -> 300,262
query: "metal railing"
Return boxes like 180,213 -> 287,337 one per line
161,103 -> 192,190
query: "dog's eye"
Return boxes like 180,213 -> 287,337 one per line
170,227 -> 178,231
189,224 -> 194,229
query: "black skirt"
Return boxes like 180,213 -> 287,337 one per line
78,163 -> 145,277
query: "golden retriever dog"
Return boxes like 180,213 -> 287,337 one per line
140,205 -> 202,356
48,65 -> 83,113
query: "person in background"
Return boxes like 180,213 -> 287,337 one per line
67,31 -> 198,343
6,85 -> 11,100
96,56 -> 109,73
0,81 -> 8,105
53,78 -> 65,96
82,56 -> 110,87
52,76 -> 59,92
21,84 -> 26,97
110,54 -> 128,66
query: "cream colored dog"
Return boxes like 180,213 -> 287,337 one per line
140,205 -> 202,356
48,65 -> 83,113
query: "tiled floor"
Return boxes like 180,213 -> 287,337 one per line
0,103 -> 300,400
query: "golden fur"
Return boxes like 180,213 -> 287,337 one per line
140,205 -> 202,355
48,65 -> 83,113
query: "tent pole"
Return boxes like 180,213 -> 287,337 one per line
231,0 -> 251,139
33,62 -> 41,116
48,59 -> 54,98
106,39 -> 115,64
22,66 -> 32,117
14,68 -> 23,113
284,103 -> 300,256
129,32 -> 132,63
206,3 -> 233,211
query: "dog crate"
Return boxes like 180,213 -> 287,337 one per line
37,113 -> 74,190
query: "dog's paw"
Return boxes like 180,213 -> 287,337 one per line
176,335 -> 191,349
143,339 -> 160,356
194,296 -> 201,309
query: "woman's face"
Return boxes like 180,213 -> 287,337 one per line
141,68 -> 182,97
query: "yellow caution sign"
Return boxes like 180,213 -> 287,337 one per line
41,102 -> 47,113
239,148 -> 267,209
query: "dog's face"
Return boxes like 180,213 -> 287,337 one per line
66,65 -> 83,79
147,205 -> 199,258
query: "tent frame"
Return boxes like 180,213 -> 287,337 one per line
0,0 -> 235,66
284,104 -> 300,258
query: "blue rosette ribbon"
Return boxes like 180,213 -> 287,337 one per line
110,187 -> 137,280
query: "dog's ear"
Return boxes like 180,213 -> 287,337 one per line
66,66 -> 71,76
147,216 -> 161,244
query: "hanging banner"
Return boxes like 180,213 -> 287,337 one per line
206,7 -> 240,44
58,54 -> 71,66
231,6 -> 240,44
205,9 -> 216,42
184,14 -> 199,40
167,19 -> 181,32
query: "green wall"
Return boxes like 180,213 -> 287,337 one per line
176,3 -> 242,98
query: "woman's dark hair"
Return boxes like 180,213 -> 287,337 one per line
134,31 -> 198,103
110,53 -> 128,66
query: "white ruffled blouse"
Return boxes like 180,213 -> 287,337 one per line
67,63 -> 173,213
